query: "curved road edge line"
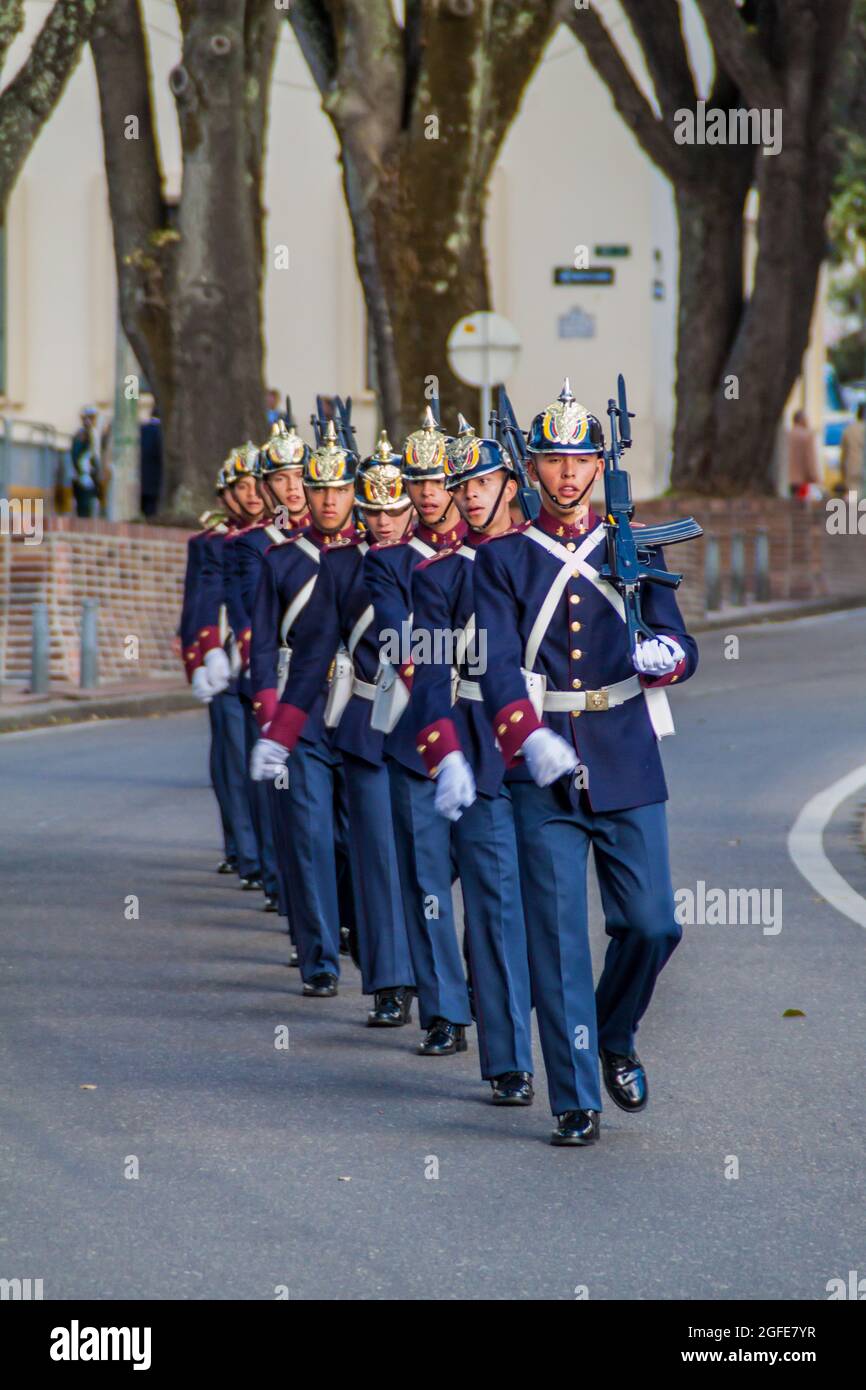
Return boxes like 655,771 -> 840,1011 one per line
788,763 -> 866,931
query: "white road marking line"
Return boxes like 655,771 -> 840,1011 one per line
788,763 -> 866,930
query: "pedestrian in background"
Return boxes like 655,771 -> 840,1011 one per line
266,388 -> 287,430
839,403 -> 865,498
786,409 -> 821,499
139,396 -> 164,518
70,406 -> 102,517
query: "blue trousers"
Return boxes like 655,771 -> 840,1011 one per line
211,690 -> 259,879
388,761 -> 472,1030
454,787 -> 533,1080
241,699 -> 280,898
510,784 -> 681,1116
208,700 -> 236,860
284,737 -> 355,982
342,753 -> 415,995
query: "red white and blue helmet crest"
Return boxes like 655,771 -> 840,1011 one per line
527,379 -> 604,456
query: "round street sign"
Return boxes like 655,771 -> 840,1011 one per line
447,311 -> 522,389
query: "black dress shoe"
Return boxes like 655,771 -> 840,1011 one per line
303,972 -> 338,997
490,1071 -> 534,1106
339,925 -> 351,956
240,875 -> 264,891
600,1048 -> 648,1113
263,894 -> 279,912
367,987 -> 414,1028
216,858 -> 237,875
417,1018 -> 467,1056
287,945 -> 299,968
550,1110 -> 600,1146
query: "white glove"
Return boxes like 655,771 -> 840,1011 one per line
433,751 -> 477,822
191,667 -> 214,704
523,727 -> 579,788
204,647 -> 231,693
632,634 -> 684,678
250,737 -> 289,782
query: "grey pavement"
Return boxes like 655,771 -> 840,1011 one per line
1,609 -> 865,1300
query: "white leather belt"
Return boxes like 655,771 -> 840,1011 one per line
352,676 -> 377,701
456,674 -> 642,712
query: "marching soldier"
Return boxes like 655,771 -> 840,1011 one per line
248,422 -> 358,997
472,381 -> 698,1145
179,468 -> 239,873
227,419 -> 312,925
186,461 -> 261,884
363,407 -> 473,1056
411,420 -> 534,1104
248,431 -> 416,1024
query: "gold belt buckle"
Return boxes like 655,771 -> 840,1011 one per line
585,689 -> 609,712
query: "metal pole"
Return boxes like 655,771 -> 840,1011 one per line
704,535 -> 721,611
754,528 -> 770,602
31,602 -> 50,695
481,383 -> 492,435
80,598 -> 99,689
730,531 -> 745,606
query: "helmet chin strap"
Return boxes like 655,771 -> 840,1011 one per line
428,493 -> 458,529
535,460 -> 599,515
463,472 -> 510,534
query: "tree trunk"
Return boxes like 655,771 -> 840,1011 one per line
670,167 -> 751,493
92,0 -> 276,522
162,3 -> 270,515
351,164 -> 491,441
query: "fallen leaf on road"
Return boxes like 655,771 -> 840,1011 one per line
79,1084 -> 98,1090
782,1009 -> 805,1018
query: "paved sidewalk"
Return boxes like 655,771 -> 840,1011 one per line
0,677 -> 195,733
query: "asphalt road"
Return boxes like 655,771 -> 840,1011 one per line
2,610 -> 865,1301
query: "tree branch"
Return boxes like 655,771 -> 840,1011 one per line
695,0 -> 783,108
620,0 -> 696,116
0,1 -> 25,83
565,3 -> 692,183
287,0 -> 337,96
0,0 -> 109,210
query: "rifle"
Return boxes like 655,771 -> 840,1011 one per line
310,394 -> 331,448
490,386 -> 540,522
596,373 -> 702,650
333,394 -> 359,460
285,395 -> 295,431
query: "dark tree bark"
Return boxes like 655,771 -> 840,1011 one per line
91,0 -> 278,518
0,0 -> 108,220
289,0 -> 563,442
567,0 -> 853,496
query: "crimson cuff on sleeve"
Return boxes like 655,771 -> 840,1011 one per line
252,688 -> 278,729
415,718 -> 461,779
197,625 -> 222,656
640,656 -> 687,688
183,642 -> 201,681
492,697 -> 543,766
268,702 -> 308,750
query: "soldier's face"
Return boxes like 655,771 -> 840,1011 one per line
407,479 -> 453,525
530,453 -> 602,510
268,468 -> 305,514
232,476 -> 265,517
363,505 -> 412,545
306,484 -> 354,533
452,470 -> 516,533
